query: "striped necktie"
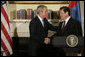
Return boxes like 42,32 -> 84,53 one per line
42,19 -> 45,27
61,21 -> 65,29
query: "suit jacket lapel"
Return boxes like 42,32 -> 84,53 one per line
36,16 -> 44,29
65,17 -> 72,29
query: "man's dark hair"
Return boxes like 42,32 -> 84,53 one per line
60,6 -> 70,16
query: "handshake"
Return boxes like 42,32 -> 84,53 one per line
44,38 -> 50,45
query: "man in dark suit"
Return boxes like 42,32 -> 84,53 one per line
29,5 -> 57,56
51,6 -> 82,56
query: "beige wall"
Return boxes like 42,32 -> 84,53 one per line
80,1 -> 84,20
80,1 -> 84,36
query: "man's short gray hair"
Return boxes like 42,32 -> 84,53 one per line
37,5 -> 47,14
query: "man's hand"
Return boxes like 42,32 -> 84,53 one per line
44,38 -> 50,44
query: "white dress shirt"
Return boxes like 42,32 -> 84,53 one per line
37,15 -> 44,27
62,16 -> 71,28
64,16 -> 71,26
65,16 -> 71,25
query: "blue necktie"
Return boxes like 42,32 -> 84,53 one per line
42,19 -> 45,27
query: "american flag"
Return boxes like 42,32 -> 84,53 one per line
1,1 -> 13,56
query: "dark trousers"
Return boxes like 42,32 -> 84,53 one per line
28,42 -> 41,56
28,42 -> 66,56
41,44 -> 66,56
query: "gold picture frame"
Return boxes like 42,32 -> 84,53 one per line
8,1 -> 69,4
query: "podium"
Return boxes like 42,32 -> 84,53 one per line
52,35 -> 84,47
52,35 -> 84,53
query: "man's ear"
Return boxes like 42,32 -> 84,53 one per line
66,12 -> 69,15
40,11 -> 43,14
39,11 -> 42,15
